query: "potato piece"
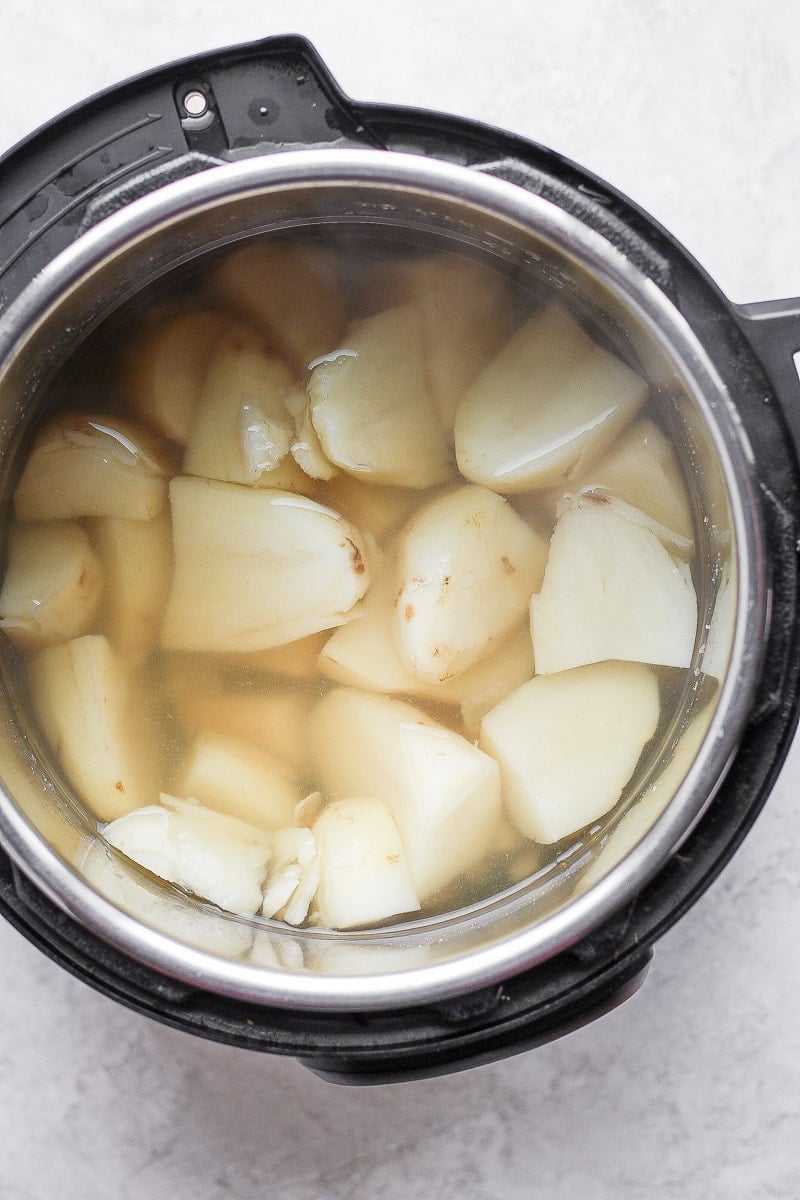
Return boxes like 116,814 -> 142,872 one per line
175,731 -> 299,831
0,522 -> 103,649
103,794 -> 272,916
160,478 -> 369,652
163,661 -> 308,772
479,661 -> 660,843
122,310 -> 233,444
542,417 -> 694,543
312,798 -> 420,929
458,626 -> 535,738
183,327 -> 296,486
310,688 -> 502,900
362,254 -> 515,430
15,414 -> 171,522
454,305 -> 647,493
92,512 -> 171,665
308,304 -> 453,488
27,634 -> 159,820
531,492 -> 698,673
395,485 -> 548,680
207,241 -> 345,372
577,713 -> 708,892
282,387 -> 338,481
317,475 -> 420,543
703,560 -> 735,682
261,827 -> 320,925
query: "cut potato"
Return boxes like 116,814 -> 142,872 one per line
310,688 -> 502,899
103,794 -> 272,916
577,713 -> 709,891
703,560 -> 735,683
122,309 -> 233,444
542,417 -> 694,544
312,798 -> 420,929
395,485 -> 548,680
91,512 -> 172,665
317,474 -> 420,543
27,634 -> 159,820
531,492 -> 698,673
183,327 -> 296,486
163,660 -> 308,773
175,731 -> 299,831
207,241 -> 345,372
574,490 -> 694,561
479,661 -> 660,843
308,304 -> 453,488
15,414 -> 171,522
160,477 -> 370,652
261,827 -> 320,925
454,305 -> 647,493
282,387 -> 338,481
320,553 -> 535,715
361,253 -> 514,429
0,521 -> 103,649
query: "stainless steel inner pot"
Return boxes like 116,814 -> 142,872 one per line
0,150 -> 766,1011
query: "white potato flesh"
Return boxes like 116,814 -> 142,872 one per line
312,798 -> 420,929
395,485 -> 548,680
703,560 -> 735,682
14,414 -> 171,522
207,241 -> 345,372
176,731 -> 299,831
164,661 -> 308,773
574,490 -> 694,561
0,522 -> 103,649
27,634 -> 159,820
308,304 -> 453,488
261,827 -> 320,925
319,555 -> 535,714
577,714 -> 708,892
454,305 -> 647,493
310,688 -> 502,900
531,492 -> 698,673
122,310 -> 232,444
91,512 -> 172,666
282,387 -> 338,481
103,794 -> 272,916
80,840 -> 253,956
479,661 -> 660,843
317,475 -> 420,543
542,417 -> 694,543
160,477 -> 370,652
183,328 -> 296,486
361,254 -> 514,430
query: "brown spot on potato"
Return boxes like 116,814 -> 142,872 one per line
115,780 -> 125,793
500,556 -> 515,575
345,538 -> 366,574
404,604 -> 415,622
586,491 -> 610,505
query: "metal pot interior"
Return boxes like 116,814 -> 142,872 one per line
0,152 -> 765,1009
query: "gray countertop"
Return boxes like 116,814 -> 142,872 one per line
1,3 -> 799,1197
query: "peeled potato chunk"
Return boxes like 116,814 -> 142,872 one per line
454,305 -> 647,493
317,475 -> 420,543
27,634 -> 159,821
103,794 -> 272,916
310,688 -> 502,900
122,309 -> 233,444
308,304 -> 453,488
14,414 -> 171,522
183,327 -> 296,486
261,827 -> 320,925
92,512 -> 172,665
395,485 -> 548,680
479,661 -> 660,843
312,798 -> 420,929
361,254 -> 514,430
160,477 -> 370,652
531,492 -> 698,673
175,731 -> 299,831
282,388 -> 338,481
207,241 -> 345,372
0,522 -> 103,649
542,417 -> 694,545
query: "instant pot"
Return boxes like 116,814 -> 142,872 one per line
0,35 -> 798,1084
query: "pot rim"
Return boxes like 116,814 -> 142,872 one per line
0,148 -> 768,1011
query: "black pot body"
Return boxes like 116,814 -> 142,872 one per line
0,35 -> 798,1084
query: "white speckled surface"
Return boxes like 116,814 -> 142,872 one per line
1,3 -> 800,1196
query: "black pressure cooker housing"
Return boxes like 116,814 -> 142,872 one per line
0,36 -> 798,1083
